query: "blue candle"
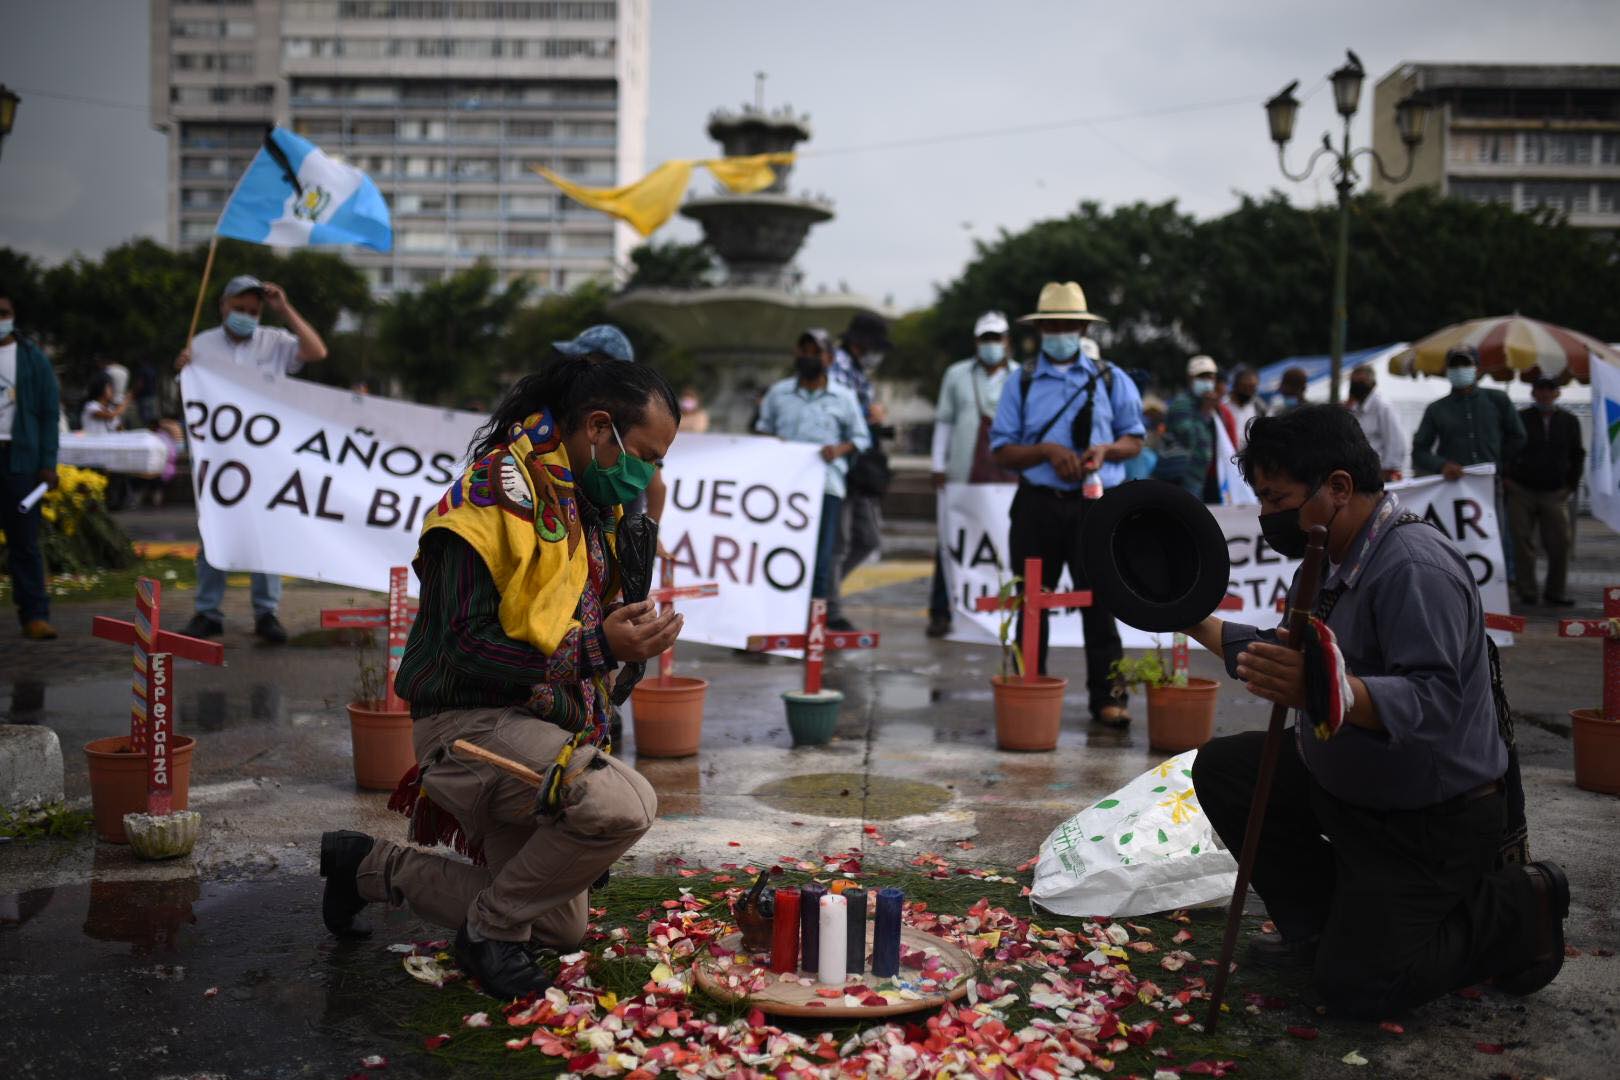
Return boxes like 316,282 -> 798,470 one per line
799,883 -> 826,974
872,887 -> 903,978
844,888 -> 867,974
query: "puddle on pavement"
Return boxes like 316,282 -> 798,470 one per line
750,772 -> 953,820
875,673 -> 935,711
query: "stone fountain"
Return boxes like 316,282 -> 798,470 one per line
609,100 -> 888,430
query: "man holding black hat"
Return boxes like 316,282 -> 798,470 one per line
1506,378 -> 1583,606
828,312 -> 892,632
1183,404 -> 1566,1019
989,282 -> 1145,726
175,275 -> 327,644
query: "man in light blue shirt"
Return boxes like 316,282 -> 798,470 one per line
990,282 -> 1145,726
756,329 -> 871,612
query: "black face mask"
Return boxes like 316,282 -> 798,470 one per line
794,354 -> 824,381
1230,390 -> 1252,405
1258,483 -> 1322,559
1348,381 -> 1373,402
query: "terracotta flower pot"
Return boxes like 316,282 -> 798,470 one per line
347,700 -> 416,791
991,675 -> 1068,751
630,676 -> 709,758
1571,708 -> 1620,795
84,735 -> 196,844
1146,678 -> 1219,753
783,689 -> 843,746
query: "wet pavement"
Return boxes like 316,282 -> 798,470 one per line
3,512 -> 1620,1078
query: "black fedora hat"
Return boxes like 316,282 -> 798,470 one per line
1081,480 -> 1231,633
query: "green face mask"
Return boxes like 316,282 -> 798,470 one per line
580,420 -> 657,507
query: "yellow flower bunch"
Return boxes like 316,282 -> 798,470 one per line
40,465 -> 109,536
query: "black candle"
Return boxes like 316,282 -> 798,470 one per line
799,883 -> 826,974
844,888 -> 867,974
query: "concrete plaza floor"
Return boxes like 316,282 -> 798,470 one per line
2,511 -> 1618,1078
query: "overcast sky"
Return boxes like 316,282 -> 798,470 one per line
3,0 -> 1617,309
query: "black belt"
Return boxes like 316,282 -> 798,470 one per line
1019,481 -> 1086,501
1434,777 -> 1504,812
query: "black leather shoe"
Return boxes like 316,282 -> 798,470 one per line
926,616 -> 952,639
184,613 -> 223,638
255,612 -> 288,644
1244,930 -> 1320,969
1497,861 -> 1570,995
320,830 -> 375,938
1544,595 -> 1577,607
455,923 -> 553,1000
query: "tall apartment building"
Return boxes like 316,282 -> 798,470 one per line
150,0 -> 649,295
1371,63 -> 1620,235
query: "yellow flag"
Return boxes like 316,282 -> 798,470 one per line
531,159 -> 696,237
531,153 -> 796,236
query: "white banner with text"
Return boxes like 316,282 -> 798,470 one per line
940,469 -> 1512,650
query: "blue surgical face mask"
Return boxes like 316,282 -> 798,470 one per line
1191,377 -> 1216,396
224,311 -> 260,338
1447,366 -> 1477,390
0,318 -> 13,339
976,342 -> 1006,366
1042,333 -> 1082,362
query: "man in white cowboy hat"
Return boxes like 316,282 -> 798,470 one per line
990,282 -> 1145,727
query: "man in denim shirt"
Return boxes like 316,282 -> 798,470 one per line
1185,405 -> 1568,1018
990,282 -> 1145,727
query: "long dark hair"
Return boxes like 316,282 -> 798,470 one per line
467,354 -> 679,461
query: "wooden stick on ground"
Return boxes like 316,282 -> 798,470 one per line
1204,524 -> 1329,1032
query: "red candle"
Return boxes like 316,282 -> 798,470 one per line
770,887 -> 801,973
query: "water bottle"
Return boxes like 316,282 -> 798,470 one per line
1082,471 -> 1104,500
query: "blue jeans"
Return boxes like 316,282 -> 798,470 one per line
811,494 -> 844,601
195,547 -> 281,622
1,449 -> 49,624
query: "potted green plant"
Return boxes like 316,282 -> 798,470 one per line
989,574 -> 1068,752
345,640 -> 416,791
1110,644 -> 1219,753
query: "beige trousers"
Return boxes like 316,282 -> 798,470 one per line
355,705 -> 656,946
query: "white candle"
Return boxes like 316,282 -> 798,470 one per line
817,893 -> 847,987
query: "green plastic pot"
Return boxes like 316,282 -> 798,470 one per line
782,689 -> 843,746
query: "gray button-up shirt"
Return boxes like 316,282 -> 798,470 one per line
1222,493 -> 1506,810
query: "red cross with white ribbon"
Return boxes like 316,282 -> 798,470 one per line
646,558 -> 719,686
746,598 -> 881,694
92,578 -> 224,814
973,557 -> 1091,683
1557,587 -> 1620,720
320,566 -> 418,712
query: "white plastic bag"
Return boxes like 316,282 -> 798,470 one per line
1030,750 -> 1237,917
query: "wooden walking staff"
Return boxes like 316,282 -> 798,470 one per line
1557,586 -> 1620,720
973,557 -> 1092,682
647,558 -> 720,686
93,577 -> 225,754
320,566 -> 419,712
746,598 -> 880,694
1205,524 -> 1330,1032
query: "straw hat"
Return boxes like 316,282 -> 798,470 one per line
1019,281 -> 1108,324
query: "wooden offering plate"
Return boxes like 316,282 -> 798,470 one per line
693,927 -> 975,1019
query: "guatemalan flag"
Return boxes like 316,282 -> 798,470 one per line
216,127 -> 392,251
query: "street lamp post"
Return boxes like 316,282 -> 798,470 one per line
0,85 -> 19,163
1266,52 -> 1429,404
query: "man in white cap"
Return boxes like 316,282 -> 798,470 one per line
1153,355 -> 1233,504
927,311 -> 1015,637
175,274 -> 327,644
990,282 -> 1145,727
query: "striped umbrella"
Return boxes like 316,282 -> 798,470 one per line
1386,314 -> 1620,384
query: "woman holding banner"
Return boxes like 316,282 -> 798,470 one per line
319,354 -> 683,1000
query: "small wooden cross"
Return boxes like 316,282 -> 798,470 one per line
1557,587 -> 1620,720
646,558 -> 719,686
746,598 -> 881,695
93,577 -> 224,756
973,557 -> 1091,683
320,566 -> 419,712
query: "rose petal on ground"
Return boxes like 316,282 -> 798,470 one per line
1286,1026 -> 1318,1040
359,1055 -> 387,1070
1476,1043 -> 1505,1055
1379,1021 -> 1405,1036
424,1035 -> 451,1051
203,986 -> 219,998
1342,1050 -> 1369,1066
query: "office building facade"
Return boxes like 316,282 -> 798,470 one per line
151,0 -> 648,294
1371,63 -> 1620,234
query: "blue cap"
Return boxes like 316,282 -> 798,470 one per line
554,324 -> 634,363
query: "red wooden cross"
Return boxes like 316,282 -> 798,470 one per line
1558,587 -> 1620,720
746,598 -> 881,695
647,558 -> 719,686
973,557 -> 1092,683
320,566 -> 419,712
93,577 -> 224,756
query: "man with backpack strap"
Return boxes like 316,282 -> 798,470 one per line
990,282 -> 1145,727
